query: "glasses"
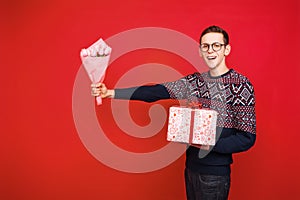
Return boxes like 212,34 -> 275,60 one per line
199,42 -> 225,52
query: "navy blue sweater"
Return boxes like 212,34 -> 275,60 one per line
114,69 -> 256,175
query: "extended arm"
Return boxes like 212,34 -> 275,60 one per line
91,83 -> 171,102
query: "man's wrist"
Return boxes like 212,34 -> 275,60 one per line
107,89 -> 115,98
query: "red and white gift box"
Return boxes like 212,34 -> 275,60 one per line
167,106 -> 218,146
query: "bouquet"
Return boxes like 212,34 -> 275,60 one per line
80,38 -> 112,105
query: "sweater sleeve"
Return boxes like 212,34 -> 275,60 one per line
212,129 -> 256,154
114,84 -> 170,102
114,74 -> 196,101
212,78 -> 257,154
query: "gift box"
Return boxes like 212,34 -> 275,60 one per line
167,106 -> 218,146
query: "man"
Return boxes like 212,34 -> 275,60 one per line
91,25 -> 256,200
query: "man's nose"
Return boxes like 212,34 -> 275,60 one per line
207,45 -> 214,53
207,46 -> 214,53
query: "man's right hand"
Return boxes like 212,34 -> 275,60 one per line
91,83 -> 115,98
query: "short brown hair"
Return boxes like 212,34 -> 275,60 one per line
200,25 -> 229,45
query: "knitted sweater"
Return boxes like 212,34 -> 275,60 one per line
114,69 -> 256,175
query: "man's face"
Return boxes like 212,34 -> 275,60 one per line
199,32 -> 230,70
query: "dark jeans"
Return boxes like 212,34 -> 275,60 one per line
185,168 -> 230,200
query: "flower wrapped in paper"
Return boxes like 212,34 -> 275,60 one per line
80,38 -> 112,105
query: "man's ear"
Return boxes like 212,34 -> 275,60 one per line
224,44 -> 231,56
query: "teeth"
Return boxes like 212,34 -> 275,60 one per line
207,56 -> 216,60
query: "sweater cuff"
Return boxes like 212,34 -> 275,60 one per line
114,87 -> 139,100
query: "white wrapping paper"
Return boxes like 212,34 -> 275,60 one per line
80,38 -> 112,105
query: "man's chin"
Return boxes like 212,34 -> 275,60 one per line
203,60 -> 216,69
206,65 -> 217,70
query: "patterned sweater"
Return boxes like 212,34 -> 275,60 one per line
115,69 -> 256,175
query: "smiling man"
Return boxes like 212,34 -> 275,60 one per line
199,27 -> 231,76
91,25 -> 256,200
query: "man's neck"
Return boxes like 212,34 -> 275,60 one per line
209,65 -> 229,77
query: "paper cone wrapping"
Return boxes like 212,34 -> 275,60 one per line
80,38 -> 112,105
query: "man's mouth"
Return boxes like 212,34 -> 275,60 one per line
207,56 -> 217,60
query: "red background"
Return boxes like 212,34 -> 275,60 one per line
1,0 -> 300,199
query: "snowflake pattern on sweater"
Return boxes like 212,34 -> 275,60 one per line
162,69 -> 256,135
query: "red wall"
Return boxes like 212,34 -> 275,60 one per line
1,0 -> 299,199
